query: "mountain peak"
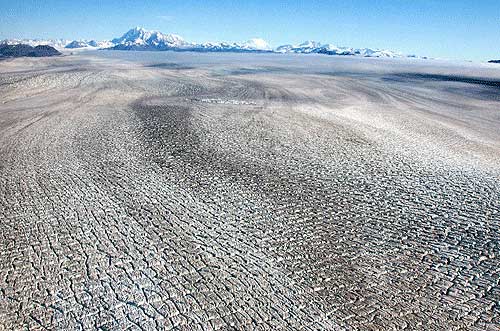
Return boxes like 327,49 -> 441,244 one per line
130,27 -> 146,33
244,38 -> 271,51
299,40 -> 321,48
111,27 -> 186,48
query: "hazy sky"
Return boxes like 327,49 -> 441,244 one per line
1,0 -> 499,61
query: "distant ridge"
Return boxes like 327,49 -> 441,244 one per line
2,27 -> 424,59
488,60 -> 500,64
65,40 -> 114,49
108,27 -> 273,53
0,44 -> 61,58
105,27 -> 414,58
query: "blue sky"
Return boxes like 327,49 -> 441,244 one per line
1,0 -> 499,61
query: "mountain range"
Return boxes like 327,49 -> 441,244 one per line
1,27 -> 420,59
0,44 -> 61,58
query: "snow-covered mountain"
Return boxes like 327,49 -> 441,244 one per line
65,40 -> 90,49
276,41 -> 405,58
1,38 -> 71,50
109,27 -> 272,52
242,38 -> 271,51
2,27 -> 422,58
65,40 -> 114,49
193,40 -> 271,52
1,38 -> 114,50
276,41 -> 322,54
110,27 -> 187,50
